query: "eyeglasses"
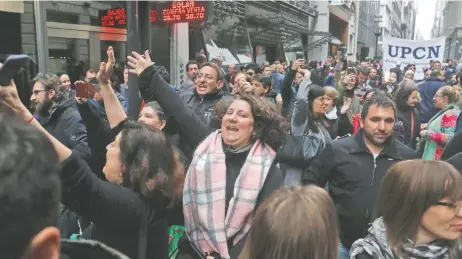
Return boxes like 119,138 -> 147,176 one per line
436,201 -> 462,216
32,90 -> 47,96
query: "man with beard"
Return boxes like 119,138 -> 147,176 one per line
302,93 -> 418,259
30,73 -> 90,161
181,60 -> 199,93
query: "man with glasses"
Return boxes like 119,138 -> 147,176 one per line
30,73 -> 90,160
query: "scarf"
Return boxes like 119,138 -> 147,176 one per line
183,130 -> 276,258
350,217 -> 450,259
325,106 -> 338,120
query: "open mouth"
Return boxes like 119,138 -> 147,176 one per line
227,125 -> 239,132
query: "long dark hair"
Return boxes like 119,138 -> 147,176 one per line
307,85 -> 326,133
119,121 -> 184,208
394,80 -> 418,111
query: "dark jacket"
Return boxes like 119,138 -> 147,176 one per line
60,239 -> 129,259
38,98 -> 91,161
447,152 -> 462,175
441,130 -> 462,160
418,77 -> 446,123
280,69 -> 297,119
323,108 -> 354,139
60,153 -> 169,259
76,101 -> 114,178
180,86 -> 226,124
138,65 -> 283,258
396,106 -> 421,149
302,130 -> 419,248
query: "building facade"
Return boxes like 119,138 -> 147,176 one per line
307,0 -> 359,62
401,0 -> 416,40
431,0 -> 462,61
357,0 -> 380,60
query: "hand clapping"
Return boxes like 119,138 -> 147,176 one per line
127,50 -> 154,76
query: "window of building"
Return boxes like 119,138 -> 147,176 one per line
46,10 -> 79,24
48,37 -> 89,82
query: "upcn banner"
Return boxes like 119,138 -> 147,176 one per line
382,36 -> 446,80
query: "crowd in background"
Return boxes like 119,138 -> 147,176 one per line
1,46 -> 462,259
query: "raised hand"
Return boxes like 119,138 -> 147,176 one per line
340,97 -> 352,114
96,46 -> 115,85
0,76 -> 30,121
127,50 -> 154,76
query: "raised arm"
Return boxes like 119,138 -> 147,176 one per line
0,63 -> 153,231
127,51 -> 212,149
99,47 -> 128,129
290,70 -> 312,136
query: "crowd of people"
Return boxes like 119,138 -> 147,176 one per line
1,46 -> 462,259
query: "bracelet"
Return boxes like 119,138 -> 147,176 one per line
27,117 -> 34,124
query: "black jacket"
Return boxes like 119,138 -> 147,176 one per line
60,154 -> 169,259
441,131 -> 462,160
396,106 -> 421,149
323,109 -> 354,139
76,101 -> 114,178
280,69 -> 297,119
302,130 -> 419,248
180,88 -> 227,123
39,98 -> 91,161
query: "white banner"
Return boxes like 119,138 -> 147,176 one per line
382,36 -> 446,81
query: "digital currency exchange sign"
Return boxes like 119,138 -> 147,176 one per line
158,1 -> 207,23
99,1 -> 208,28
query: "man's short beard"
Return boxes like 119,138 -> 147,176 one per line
36,95 -> 54,118
363,129 -> 388,148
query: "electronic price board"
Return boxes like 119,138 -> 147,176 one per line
98,1 -> 208,28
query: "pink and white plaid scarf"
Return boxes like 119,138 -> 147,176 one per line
183,130 -> 276,258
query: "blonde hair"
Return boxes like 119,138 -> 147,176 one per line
240,185 -> 339,259
324,86 -> 338,104
404,70 -> 415,79
439,85 -> 461,104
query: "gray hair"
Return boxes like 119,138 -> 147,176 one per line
32,73 -> 68,102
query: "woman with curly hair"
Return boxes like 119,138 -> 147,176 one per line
394,80 -> 421,149
127,51 -> 288,259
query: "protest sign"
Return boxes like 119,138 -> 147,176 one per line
382,36 -> 446,80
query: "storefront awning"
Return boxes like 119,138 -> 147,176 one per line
0,1 -> 24,14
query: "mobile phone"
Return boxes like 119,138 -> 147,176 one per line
295,52 -> 305,60
346,67 -> 356,75
75,82 -> 96,99
338,133 -> 351,139
0,55 -> 33,86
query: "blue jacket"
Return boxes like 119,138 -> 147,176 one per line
271,72 -> 285,94
418,77 -> 445,123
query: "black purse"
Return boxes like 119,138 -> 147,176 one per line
277,126 -> 324,168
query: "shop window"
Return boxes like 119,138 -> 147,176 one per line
203,16 -> 252,65
48,37 -> 89,82
46,10 -> 79,24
